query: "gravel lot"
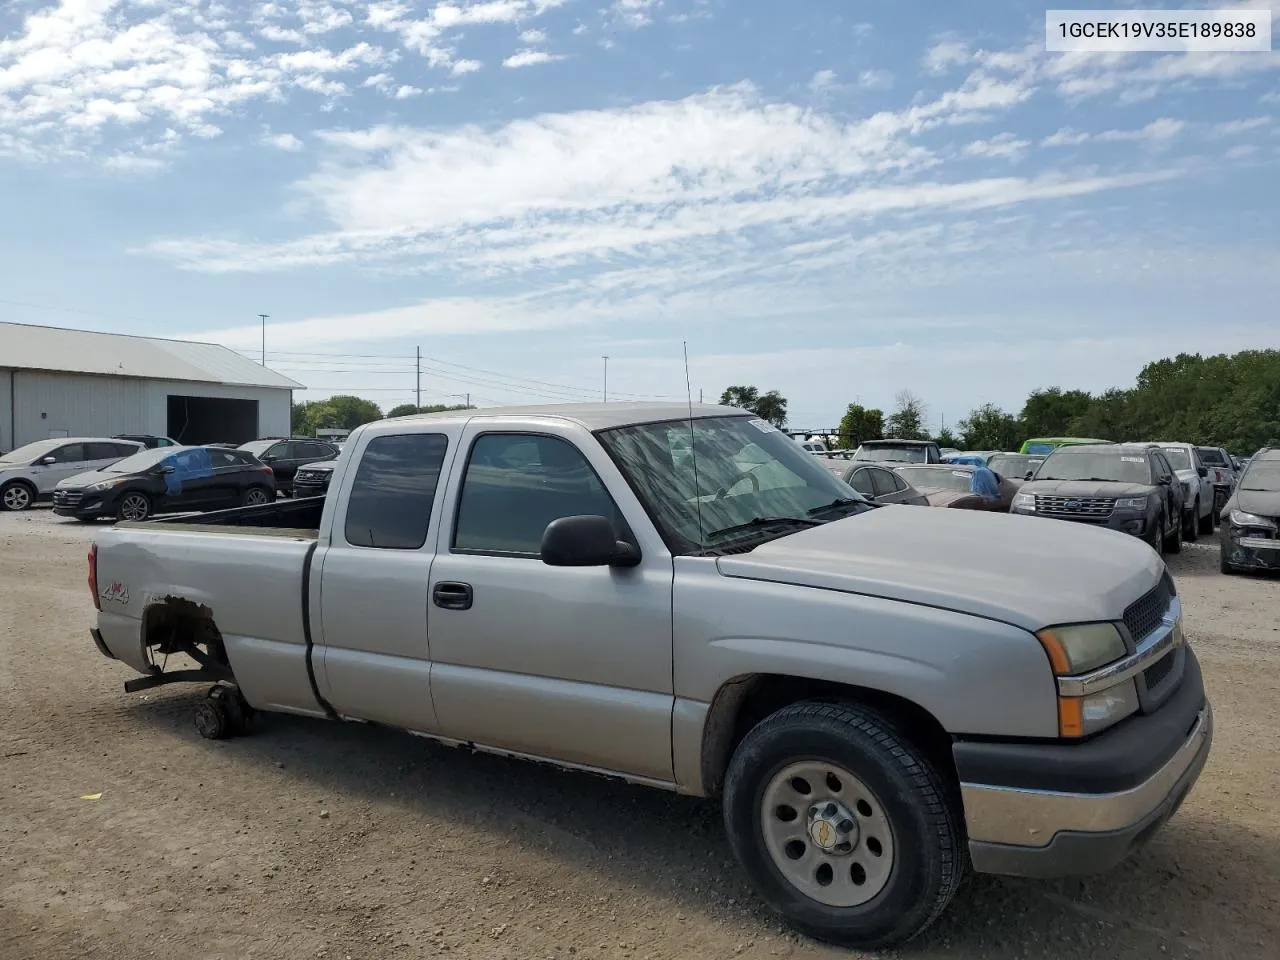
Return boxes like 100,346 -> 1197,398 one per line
2,507 -> 1278,960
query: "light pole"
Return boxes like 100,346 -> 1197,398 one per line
602,355 -> 609,402
258,313 -> 269,365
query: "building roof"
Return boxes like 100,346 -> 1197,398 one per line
0,321 -> 303,390
383,401 -> 748,431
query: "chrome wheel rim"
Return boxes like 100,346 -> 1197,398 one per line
120,495 -> 149,521
760,760 -> 895,907
246,489 -> 270,505
2,486 -> 30,510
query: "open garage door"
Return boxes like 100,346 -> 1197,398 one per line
168,395 -> 259,445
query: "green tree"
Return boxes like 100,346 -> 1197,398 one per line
1019,387 -> 1094,439
836,403 -> 884,448
885,390 -> 928,440
387,403 -> 474,418
719,385 -> 789,428
956,403 -> 1022,451
291,395 -> 383,436
933,426 -> 959,448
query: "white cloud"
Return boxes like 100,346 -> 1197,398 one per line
962,132 -> 1029,162
1213,116 -> 1272,136
520,28 -> 548,43
923,40 -> 970,74
452,58 -> 483,74
1041,118 -> 1185,147
263,131 -> 304,151
142,79 -> 1177,280
857,69 -> 893,90
393,84 -> 423,98
808,69 -> 838,94
502,49 -> 564,68
612,0 -> 660,29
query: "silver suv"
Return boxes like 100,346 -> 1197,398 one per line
0,438 -> 143,511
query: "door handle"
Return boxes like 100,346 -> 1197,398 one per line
432,581 -> 473,611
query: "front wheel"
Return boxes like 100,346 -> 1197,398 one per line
116,492 -> 152,522
1147,517 -> 1165,555
1182,506 -> 1198,542
722,701 -> 967,949
1163,514 -> 1182,553
1,481 -> 35,512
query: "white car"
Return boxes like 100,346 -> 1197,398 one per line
0,438 -> 144,512
1153,442 -> 1216,540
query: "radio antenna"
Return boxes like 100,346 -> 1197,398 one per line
683,340 -> 705,549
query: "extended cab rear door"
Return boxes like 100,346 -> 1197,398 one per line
425,417 -> 677,783
313,424 -> 464,732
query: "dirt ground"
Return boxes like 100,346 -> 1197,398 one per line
2,508 -> 1278,960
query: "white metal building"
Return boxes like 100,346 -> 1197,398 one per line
0,322 -> 303,453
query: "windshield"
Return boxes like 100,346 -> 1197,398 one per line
987,454 -> 1038,477
101,447 -> 188,474
1160,448 -> 1192,471
597,415 -> 870,554
1036,451 -> 1152,484
895,467 -> 973,491
1241,462 -> 1280,491
0,438 -> 65,464
855,444 -> 929,463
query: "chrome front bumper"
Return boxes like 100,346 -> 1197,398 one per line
962,701 -> 1212,877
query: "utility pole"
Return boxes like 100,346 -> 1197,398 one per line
416,346 -> 421,411
258,314 -> 269,365
602,355 -> 609,402
699,389 -> 703,403
465,392 -> 470,408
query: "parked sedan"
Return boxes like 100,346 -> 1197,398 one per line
815,460 -> 929,505
986,452 -> 1045,481
1219,447 -> 1280,575
0,437 -> 143,512
52,445 -> 276,522
237,438 -> 340,495
891,464 -> 1019,511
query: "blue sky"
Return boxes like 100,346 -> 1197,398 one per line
1,0 -> 1278,430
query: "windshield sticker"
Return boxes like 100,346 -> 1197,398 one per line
951,471 -> 969,478
746,418 -> 776,433
1121,456 -> 1144,462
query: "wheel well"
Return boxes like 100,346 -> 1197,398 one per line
700,674 -> 956,799
2,477 -> 37,494
142,597 -> 227,667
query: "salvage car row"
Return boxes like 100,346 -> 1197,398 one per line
814,439 -> 1280,576
0,435 -> 341,520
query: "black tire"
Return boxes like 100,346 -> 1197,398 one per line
1,480 -> 36,512
1182,507 -> 1198,542
722,701 -> 967,949
116,492 -> 152,522
1163,514 -> 1182,554
1198,503 -> 1214,536
242,486 -> 273,507
1220,546 -> 1236,576
1147,517 -> 1164,555
217,685 -> 256,736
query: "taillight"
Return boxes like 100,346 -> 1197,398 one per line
88,543 -> 100,610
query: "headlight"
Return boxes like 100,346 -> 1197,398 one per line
86,478 -> 127,492
1036,622 -> 1126,674
1012,492 -> 1036,511
1035,622 -> 1134,738
1229,509 -> 1277,530
1114,496 -> 1147,511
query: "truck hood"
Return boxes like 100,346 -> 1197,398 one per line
715,506 -> 1164,632
1018,479 -> 1153,498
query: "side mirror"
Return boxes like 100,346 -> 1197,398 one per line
38,455 -> 57,465
1196,466 -> 1208,478
1023,470 -> 1034,480
540,515 -> 640,568
1158,474 -> 1172,485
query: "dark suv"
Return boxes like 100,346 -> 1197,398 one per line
237,438 -> 339,495
1009,443 -> 1184,554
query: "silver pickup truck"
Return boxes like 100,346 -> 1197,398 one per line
87,402 -> 1213,949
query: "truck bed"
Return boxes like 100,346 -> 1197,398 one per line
127,496 -> 324,538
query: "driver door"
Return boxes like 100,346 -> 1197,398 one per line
426,421 -> 676,783
30,442 -> 91,493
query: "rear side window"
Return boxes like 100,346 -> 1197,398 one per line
870,468 -> 899,497
344,434 -> 449,549
848,469 -> 875,497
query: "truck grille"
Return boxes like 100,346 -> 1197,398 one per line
1123,573 -> 1176,643
1035,495 -> 1115,519
52,490 -> 84,508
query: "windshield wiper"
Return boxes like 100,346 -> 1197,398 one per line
807,497 -> 869,515
706,516 -> 823,540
